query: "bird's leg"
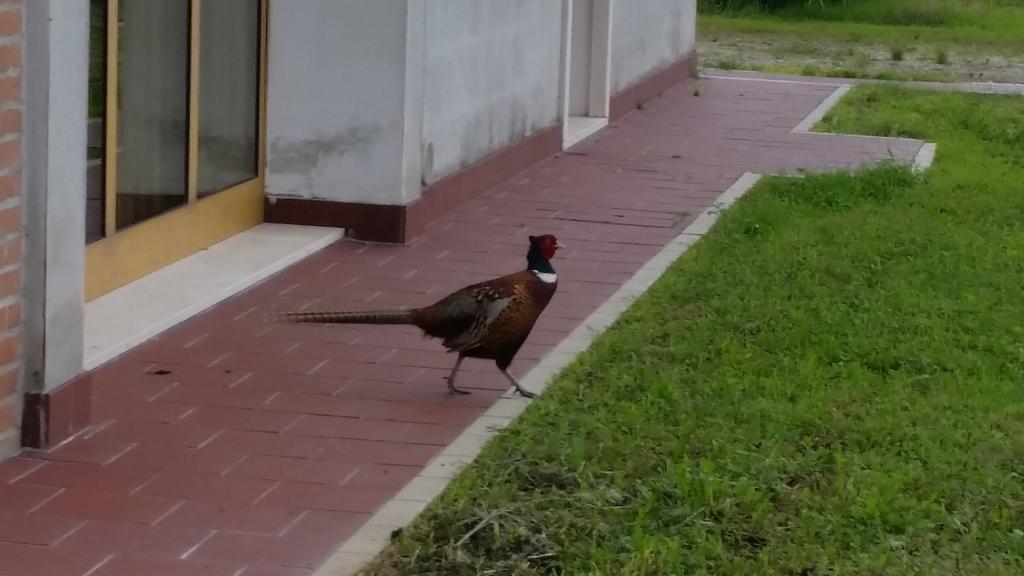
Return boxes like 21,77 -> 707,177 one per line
445,354 -> 470,395
500,369 -> 536,399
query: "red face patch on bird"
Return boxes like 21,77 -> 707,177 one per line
529,234 -> 563,260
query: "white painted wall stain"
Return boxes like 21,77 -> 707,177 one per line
266,0 -> 409,205
420,0 -> 562,185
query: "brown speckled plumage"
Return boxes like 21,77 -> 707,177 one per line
277,235 -> 564,398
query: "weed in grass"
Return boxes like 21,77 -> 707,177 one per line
788,41 -> 820,55
890,45 -> 905,61
851,52 -> 872,69
936,47 -> 950,64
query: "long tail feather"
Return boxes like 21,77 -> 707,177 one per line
276,310 -> 415,325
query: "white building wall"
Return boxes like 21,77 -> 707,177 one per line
419,0 -> 562,185
265,0 -> 411,205
264,0 -> 696,204
611,0 -> 697,92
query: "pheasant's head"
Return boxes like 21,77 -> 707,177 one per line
528,234 -> 565,261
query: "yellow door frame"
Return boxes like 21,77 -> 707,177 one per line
85,0 -> 269,301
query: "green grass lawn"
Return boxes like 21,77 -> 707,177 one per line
701,0 -> 1024,37
700,13 -> 1024,50
359,86 -> 1024,575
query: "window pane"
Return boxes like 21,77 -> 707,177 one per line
86,0 -> 106,243
197,0 -> 260,197
116,0 -> 190,230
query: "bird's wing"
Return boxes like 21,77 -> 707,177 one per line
443,284 -> 518,352
418,279 -> 520,352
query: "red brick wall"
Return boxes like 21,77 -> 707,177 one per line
0,0 -> 22,456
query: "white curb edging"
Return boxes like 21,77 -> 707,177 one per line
311,172 -> 765,576
702,72 -> 848,87
789,83 -> 938,173
913,142 -> 937,174
792,84 -> 852,133
703,70 -> 1024,96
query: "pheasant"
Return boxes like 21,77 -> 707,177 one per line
277,234 -> 565,399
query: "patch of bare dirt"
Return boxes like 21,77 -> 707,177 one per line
698,34 -> 1024,84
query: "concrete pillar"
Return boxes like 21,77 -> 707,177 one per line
264,0 -> 424,243
22,0 -> 90,448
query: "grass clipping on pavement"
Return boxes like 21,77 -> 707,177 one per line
362,85 -> 1024,575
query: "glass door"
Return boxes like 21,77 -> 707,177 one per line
85,0 -> 267,301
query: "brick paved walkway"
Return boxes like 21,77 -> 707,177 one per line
0,76 -> 923,576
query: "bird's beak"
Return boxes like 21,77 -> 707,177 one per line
556,241 -> 566,250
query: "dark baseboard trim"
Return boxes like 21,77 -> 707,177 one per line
610,51 -> 699,122
21,373 -> 93,450
264,123 -> 563,244
265,197 -> 406,244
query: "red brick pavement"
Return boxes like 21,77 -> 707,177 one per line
0,76 -> 923,575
